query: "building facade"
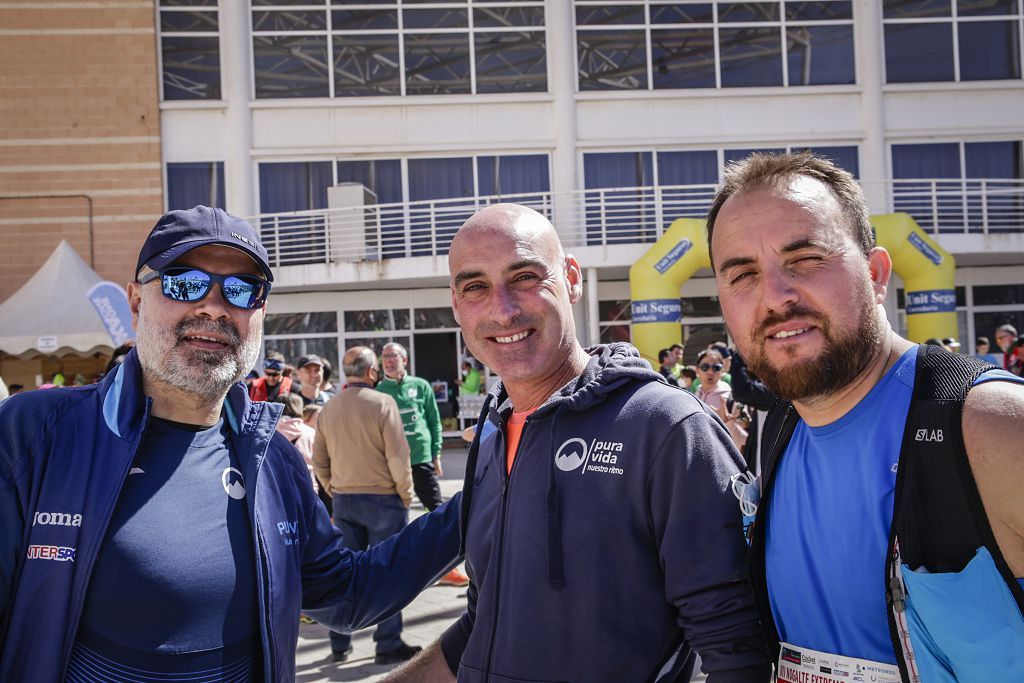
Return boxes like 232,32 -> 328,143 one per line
5,1 -> 1024,403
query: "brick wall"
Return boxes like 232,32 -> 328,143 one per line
0,1 -> 163,303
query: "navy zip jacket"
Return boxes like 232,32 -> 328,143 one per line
0,350 -> 461,681
441,343 -> 770,682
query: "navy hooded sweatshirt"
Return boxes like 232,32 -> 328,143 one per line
441,343 -> 770,682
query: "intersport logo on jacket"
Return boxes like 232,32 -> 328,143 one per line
554,438 -> 624,476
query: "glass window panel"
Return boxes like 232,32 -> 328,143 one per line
799,145 -> 860,177
167,162 -> 225,210
719,27 -> 784,86
160,10 -> 218,32
403,8 -> 469,29
973,284 -> 1024,306
251,10 -> 327,32
681,296 -> 723,317
265,338 -> 338,374
583,152 -> 656,244
682,323 -> 727,363
577,29 -> 648,90
785,1 -> 853,20
476,154 -> 551,196
407,157 -> 474,254
575,6 -> 646,25
344,309 -> 411,332
253,34 -> 330,98
600,324 -> 632,344
884,22 -> 954,82
650,3 -> 715,23
958,21 -> 1021,81
414,308 -> 458,329
651,28 -> 717,88
405,33 -> 471,94
475,31 -> 548,93
161,0 -> 217,6
599,299 -> 632,322
161,36 -> 221,100
956,0 -> 1017,16
330,9 -> 399,30
343,336 -> 411,360
892,143 -> 961,178
724,147 -> 785,165
253,0 -> 325,4
473,6 -> 545,27
584,151 -> 654,187
882,0 -> 952,18
718,2 -> 781,22
657,150 -> 719,184
264,312 -> 338,335
964,141 -> 1023,178
333,34 -> 402,96
337,159 -> 403,202
787,25 -> 855,85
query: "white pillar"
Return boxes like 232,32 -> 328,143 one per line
547,0 -> 579,233
220,1 -> 255,215
586,267 -> 600,347
854,0 -> 889,215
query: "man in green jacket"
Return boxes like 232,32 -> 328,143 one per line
378,342 -> 470,587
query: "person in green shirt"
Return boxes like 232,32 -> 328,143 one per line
457,360 -> 482,396
378,342 -> 470,587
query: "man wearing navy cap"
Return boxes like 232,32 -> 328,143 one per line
0,206 -> 462,681
293,354 -> 333,406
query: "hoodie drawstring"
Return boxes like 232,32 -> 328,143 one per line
546,405 -> 568,591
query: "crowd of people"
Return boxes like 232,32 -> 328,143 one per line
0,153 -> 1022,683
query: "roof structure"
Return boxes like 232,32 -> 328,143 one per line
0,240 -> 116,359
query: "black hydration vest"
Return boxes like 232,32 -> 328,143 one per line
749,345 -> 1024,682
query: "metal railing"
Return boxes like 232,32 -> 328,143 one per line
248,178 -> 1024,267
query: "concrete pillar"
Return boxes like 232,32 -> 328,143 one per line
586,267 -> 600,346
854,0 -> 889,215
220,1 -> 255,215
547,0 -> 580,233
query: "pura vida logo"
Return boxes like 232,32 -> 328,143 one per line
554,438 -> 625,476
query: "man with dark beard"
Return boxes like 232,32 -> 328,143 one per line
0,206 -> 461,681
708,153 -> 1024,682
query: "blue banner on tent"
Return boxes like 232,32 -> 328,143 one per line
631,298 -> 682,324
87,281 -> 136,346
905,289 -> 956,315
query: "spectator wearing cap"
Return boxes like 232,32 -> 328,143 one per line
293,354 -> 333,407
942,337 -> 961,353
250,349 -> 291,402
0,205 -> 461,680
995,324 -> 1019,370
975,337 -> 1002,366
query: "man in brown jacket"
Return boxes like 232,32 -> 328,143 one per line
312,345 -> 420,665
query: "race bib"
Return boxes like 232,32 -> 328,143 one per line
777,642 -> 900,683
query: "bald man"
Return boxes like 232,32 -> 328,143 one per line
386,204 -> 769,682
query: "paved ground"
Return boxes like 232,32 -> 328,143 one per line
294,445 -> 471,683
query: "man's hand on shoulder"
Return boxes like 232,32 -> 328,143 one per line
963,379 -> 1024,577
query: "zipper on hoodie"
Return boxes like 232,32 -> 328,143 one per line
483,418 -> 529,679
245,408 -> 276,682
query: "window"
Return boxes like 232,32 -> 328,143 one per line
263,311 -> 340,376
891,140 -> 1024,232
257,161 -> 333,264
166,162 -> 225,211
159,0 -> 221,100
576,0 -> 855,91
883,0 -> 1023,83
252,1 -> 547,99
582,145 -> 859,243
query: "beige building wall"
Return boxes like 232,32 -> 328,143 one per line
0,1 -> 163,303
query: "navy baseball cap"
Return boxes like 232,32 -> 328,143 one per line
298,355 -> 323,369
135,205 -> 274,282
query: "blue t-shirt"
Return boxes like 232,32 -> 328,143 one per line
70,417 -> 260,681
766,347 -> 1024,663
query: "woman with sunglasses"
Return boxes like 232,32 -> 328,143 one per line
695,348 -> 747,449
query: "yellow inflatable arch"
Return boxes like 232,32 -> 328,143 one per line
628,213 -> 957,366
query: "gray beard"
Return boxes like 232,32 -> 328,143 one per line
136,313 -> 261,403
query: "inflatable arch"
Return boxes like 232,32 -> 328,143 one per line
628,213 -> 956,366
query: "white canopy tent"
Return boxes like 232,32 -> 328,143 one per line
0,241 -> 117,360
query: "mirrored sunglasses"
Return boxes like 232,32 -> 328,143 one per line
698,363 -> 724,372
139,266 -> 271,310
